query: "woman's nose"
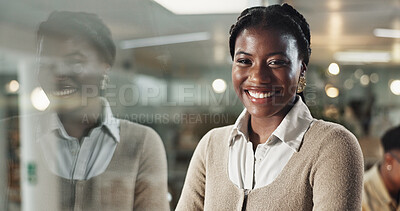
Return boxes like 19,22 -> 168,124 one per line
53,62 -> 78,77
248,63 -> 272,84
49,63 -> 72,81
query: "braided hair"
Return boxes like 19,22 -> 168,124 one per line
37,11 -> 116,66
229,3 -> 311,65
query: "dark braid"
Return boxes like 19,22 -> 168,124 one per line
281,4 -> 311,64
37,11 -> 116,66
229,3 -> 311,65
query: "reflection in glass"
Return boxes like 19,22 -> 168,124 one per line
4,11 -> 169,210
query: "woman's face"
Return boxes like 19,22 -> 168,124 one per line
232,28 -> 306,119
38,36 -> 109,113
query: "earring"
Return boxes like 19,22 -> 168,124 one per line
100,74 -> 109,90
297,76 -> 306,93
387,165 -> 392,171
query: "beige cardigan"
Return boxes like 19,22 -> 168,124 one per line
33,119 -> 169,210
176,120 -> 364,211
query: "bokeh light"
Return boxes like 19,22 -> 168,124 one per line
30,87 -> 50,111
212,79 -> 227,93
328,63 -> 340,75
6,80 -> 19,93
390,80 -> 400,95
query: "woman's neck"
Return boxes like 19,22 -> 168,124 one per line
58,98 -> 103,140
248,101 -> 294,150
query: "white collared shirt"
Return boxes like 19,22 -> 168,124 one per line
228,96 -> 314,189
37,98 -> 120,180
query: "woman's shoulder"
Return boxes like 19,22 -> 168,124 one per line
119,118 -> 157,134
195,124 -> 235,151
119,119 -> 162,146
308,119 -> 356,140
201,124 -> 235,143
305,119 -> 361,154
207,124 -> 235,136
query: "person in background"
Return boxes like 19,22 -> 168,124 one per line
363,125 -> 400,211
176,4 -> 364,210
33,11 -> 169,210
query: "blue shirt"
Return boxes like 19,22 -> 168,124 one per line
37,98 -> 120,180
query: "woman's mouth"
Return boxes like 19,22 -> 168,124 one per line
245,89 -> 281,99
247,90 -> 277,99
244,89 -> 283,104
51,87 -> 78,97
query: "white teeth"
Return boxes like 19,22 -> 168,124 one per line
52,88 -> 77,96
248,90 -> 275,99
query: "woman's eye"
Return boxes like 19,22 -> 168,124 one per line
70,63 -> 84,73
237,59 -> 251,65
65,60 -> 84,73
268,60 -> 287,67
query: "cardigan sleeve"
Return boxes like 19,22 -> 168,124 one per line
133,127 -> 170,211
311,124 -> 364,211
175,130 -> 211,211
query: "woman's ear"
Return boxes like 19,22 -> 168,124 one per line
103,63 -> 111,74
300,62 -> 307,76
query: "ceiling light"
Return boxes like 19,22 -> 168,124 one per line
328,0 -> 341,10
212,79 -> 227,93
6,80 -> 19,93
370,73 -> 379,83
360,75 -> 370,86
390,80 -> 400,95
153,0 -> 247,15
392,42 -> 400,62
326,86 -> 339,98
373,28 -> 400,39
328,63 -> 340,75
334,51 -> 391,63
120,32 -> 211,49
325,84 -> 339,98
344,79 -> 354,90
354,69 -> 364,79
329,13 -> 342,37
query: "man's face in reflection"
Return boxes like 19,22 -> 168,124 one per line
38,36 -> 110,113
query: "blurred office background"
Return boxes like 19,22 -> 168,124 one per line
0,0 -> 400,209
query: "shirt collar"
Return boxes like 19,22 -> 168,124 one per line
36,111 -> 60,141
367,164 -> 395,206
100,98 -> 120,142
271,96 -> 313,151
36,97 -> 120,143
230,95 -> 313,152
231,108 -> 250,140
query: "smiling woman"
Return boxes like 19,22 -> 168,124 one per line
232,29 -> 303,129
176,4 -> 364,210
37,11 -> 115,115
29,11 -> 169,210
